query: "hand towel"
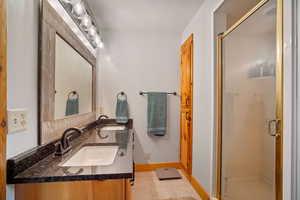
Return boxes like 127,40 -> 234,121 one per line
116,94 -> 129,124
147,92 -> 167,136
65,98 -> 79,116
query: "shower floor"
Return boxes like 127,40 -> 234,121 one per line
223,177 -> 274,200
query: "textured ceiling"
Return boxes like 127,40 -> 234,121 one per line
86,0 -> 204,32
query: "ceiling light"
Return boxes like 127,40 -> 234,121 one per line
88,26 -> 97,38
72,2 -> 86,18
80,14 -> 92,30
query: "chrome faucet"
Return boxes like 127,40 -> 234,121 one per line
96,115 -> 109,139
55,128 -> 83,156
97,115 -> 109,125
98,115 -> 109,121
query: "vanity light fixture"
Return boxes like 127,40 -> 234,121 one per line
58,0 -> 104,49
98,41 -> 104,49
88,26 -> 97,38
80,14 -> 92,30
93,35 -> 104,49
72,1 -> 86,18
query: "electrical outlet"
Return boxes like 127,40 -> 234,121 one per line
8,109 -> 28,133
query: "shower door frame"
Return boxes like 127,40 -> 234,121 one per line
215,0 -> 284,200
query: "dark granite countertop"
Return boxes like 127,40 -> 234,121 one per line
7,127 -> 134,184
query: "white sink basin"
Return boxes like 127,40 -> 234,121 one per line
101,125 -> 126,131
60,145 -> 119,167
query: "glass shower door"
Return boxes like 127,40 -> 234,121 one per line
220,0 -> 279,200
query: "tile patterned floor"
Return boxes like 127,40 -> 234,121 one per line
132,170 -> 202,200
223,178 -> 274,200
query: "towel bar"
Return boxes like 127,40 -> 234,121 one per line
139,91 -> 177,96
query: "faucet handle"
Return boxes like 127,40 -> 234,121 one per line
54,141 -> 64,156
98,115 -> 109,122
55,140 -> 72,156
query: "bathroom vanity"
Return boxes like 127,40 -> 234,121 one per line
7,120 -> 134,200
6,1 -> 135,199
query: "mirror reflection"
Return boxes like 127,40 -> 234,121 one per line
54,34 -> 93,119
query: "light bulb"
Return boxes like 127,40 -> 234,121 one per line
62,0 -> 81,5
94,35 -> 100,43
80,14 -> 92,30
72,2 -> 86,18
88,26 -> 97,38
98,41 -> 104,49
93,35 -> 104,48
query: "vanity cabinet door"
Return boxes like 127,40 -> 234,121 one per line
15,179 -> 129,200
15,181 -> 94,200
92,179 -> 125,200
125,179 -> 132,200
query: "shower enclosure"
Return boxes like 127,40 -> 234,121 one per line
216,0 -> 283,200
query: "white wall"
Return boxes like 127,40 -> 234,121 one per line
99,30 -> 181,164
6,0 -> 39,199
6,0 -> 39,159
181,0 -> 223,195
283,0 -> 293,199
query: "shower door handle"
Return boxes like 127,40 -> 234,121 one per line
268,119 -> 281,137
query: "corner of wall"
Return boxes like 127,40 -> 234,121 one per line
180,0 -> 225,196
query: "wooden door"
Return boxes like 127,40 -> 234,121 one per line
180,34 -> 193,176
0,0 -> 7,198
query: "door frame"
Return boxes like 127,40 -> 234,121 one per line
215,0 -> 283,199
180,34 -> 194,178
0,0 -> 7,198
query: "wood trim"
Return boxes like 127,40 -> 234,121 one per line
180,34 -> 194,177
190,176 -> 210,200
189,34 -> 194,177
275,0 -> 283,199
182,169 -> 210,200
215,33 -> 223,199
39,0 -> 97,144
180,169 -> 210,200
135,162 -> 182,172
0,0 -> 7,198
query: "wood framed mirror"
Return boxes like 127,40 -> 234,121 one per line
39,0 -> 97,145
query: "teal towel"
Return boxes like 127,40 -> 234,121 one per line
65,98 -> 79,116
116,98 -> 129,124
147,92 -> 167,136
